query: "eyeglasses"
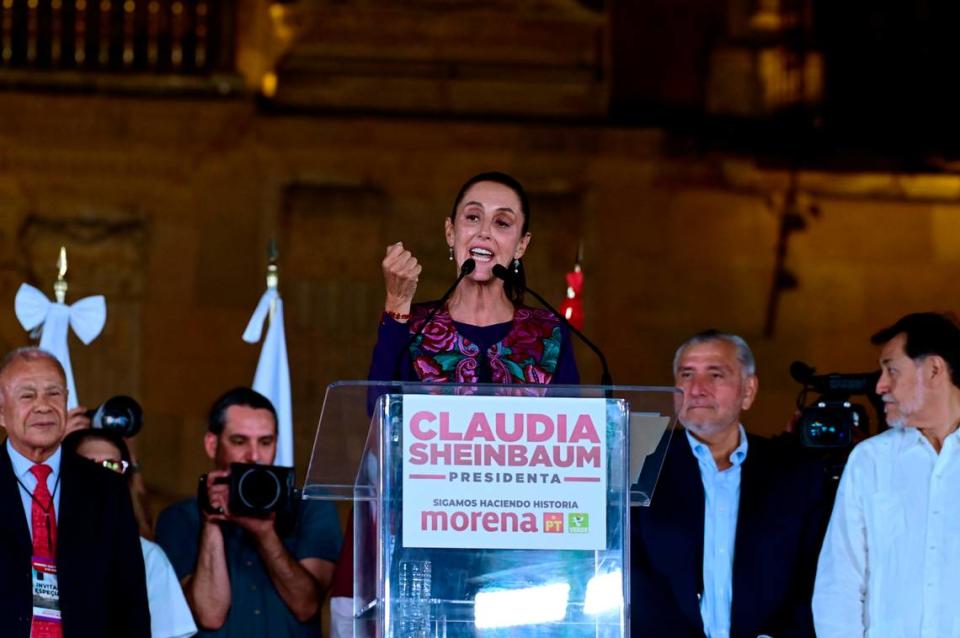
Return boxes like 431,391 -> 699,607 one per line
100,459 -> 130,475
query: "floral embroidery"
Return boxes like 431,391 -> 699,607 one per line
408,304 -> 561,384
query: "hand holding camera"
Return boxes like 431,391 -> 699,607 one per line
198,469 -> 278,540
198,463 -> 298,535
65,406 -> 92,435
199,469 -> 232,522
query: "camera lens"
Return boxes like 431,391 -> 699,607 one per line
237,467 -> 282,512
91,395 -> 143,437
798,406 -> 855,448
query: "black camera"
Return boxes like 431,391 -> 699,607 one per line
789,361 -> 882,448
198,463 -> 298,518
86,395 -> 143,438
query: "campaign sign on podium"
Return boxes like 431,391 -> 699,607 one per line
304,381 -> 679,638
401,394 -> 608,551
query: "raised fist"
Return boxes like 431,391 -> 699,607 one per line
382,242 -> 422,318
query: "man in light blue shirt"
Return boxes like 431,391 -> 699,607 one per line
686,423 -> 749,637
676,331 -> 756,638
631,330 -> 828,638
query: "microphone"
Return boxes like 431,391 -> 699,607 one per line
789,361 -> 816,385
399,259 -> 476,371
492,264 -> 612,386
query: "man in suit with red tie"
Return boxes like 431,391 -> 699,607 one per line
0,347 -> 149,637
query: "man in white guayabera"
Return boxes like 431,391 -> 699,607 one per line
814,312 -> 960,637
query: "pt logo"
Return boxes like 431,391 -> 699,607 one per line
543,512 -> 564,533
568,512 -> 589,533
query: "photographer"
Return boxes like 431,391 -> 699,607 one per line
155,387 -> 342,637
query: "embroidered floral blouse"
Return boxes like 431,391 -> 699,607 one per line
368,302 -> 579,384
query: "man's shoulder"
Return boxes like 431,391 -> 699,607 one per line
0,440 -> 16,483
844,427 -> 907,467
298,497 -> 336,514
154,498 -> 201,581
156,497 -> 200,531
139,537 -> 166,571
744,433 -> 825,482
654,431 -> 698,482
294,498 -> 340,531
853,426 -> 904,452
287,499 -> 343,561
160,496 -> 199,516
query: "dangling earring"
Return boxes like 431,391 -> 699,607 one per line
449,247 -> 454,261
512,258 -> 520,274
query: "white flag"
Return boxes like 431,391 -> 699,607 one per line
14,283 -> 106,410
243,289 -> 293,467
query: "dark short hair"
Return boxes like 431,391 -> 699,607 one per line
871,312 -> 960,388
450,171 -> 531,304
62,429 -> 132,466
207,387 -> 277,436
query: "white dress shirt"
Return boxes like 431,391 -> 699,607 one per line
813,426 -> 960,638
141,537 -> 197,638
7,439 -> 62,537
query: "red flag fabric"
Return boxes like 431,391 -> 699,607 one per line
557,264 -> 584,331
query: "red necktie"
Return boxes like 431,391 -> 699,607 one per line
29,464 -> 56,557
29,464 -> 62,638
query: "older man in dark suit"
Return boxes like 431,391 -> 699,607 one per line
631,330 -> 829,638
0,347 -> 149,637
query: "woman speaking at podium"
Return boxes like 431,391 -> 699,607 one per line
368,171 -> 579,385
330,173 -> 581,637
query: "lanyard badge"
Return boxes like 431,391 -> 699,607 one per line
31,557 -> 61,623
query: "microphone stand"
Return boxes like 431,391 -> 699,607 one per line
398,258 -> 477,370
493,264 -> 613,386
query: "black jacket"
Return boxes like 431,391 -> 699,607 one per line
630,432 -> 830,638
0,442 -> 150,637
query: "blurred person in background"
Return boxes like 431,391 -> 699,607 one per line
63,428 -> 197,638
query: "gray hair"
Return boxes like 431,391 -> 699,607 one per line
0,347 -> 67,386
672,329 -> 757,378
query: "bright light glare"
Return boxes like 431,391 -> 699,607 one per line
584,570 -> 622,615
474,582 -> 570,628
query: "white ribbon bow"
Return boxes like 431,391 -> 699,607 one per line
242,289 -> 279,345
14,283 -> 107,409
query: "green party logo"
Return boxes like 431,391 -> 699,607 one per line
568,512 -> 589,533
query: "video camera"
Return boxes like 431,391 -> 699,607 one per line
86,395 -> 143,438
789,361 -> 883,448
198,463 -> 299,518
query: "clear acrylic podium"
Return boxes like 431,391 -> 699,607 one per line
305,381 -> 679,638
